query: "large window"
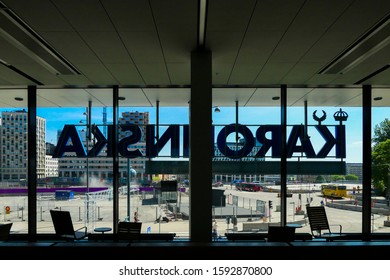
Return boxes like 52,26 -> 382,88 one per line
118,89 -> 189,237
1,85 -> 389,239
37,88 -> 114,234
372,88 -> 390,233
287,88 -> 363,235
0,89 -> 28,233
212,88 -> 281,237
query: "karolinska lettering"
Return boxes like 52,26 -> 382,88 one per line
53,123 -> 346,159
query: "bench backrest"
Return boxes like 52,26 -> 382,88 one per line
118,222 -> 142,240
306,206 -> 330,236
50,210 -> 76,238
0,223 -> 13,241
267,226 -> 295,242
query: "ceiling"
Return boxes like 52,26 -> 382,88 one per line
1,0 -> 390,108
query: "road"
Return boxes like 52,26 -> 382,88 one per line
1,184 -> 390,238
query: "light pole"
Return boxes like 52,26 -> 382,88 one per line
127,158 -> 136,221
81,101 -> 92,223
82,111 -> 90,195
290,201 -> 295,222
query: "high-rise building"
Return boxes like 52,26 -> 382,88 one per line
0,110 -> 46,181
118,111 -> 149,141
346,163 -> 363,181
58,111 -> 149,182
118,111 -> 149,177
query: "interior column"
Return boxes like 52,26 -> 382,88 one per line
190,49 -> 212,242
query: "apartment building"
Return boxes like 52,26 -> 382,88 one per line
58,111 -> 149,182
0,110 -> 46,181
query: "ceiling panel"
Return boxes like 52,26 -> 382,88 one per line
0,64 -> 35,85
244,88 -> 281,107
0,0 -> 390,107
102,0 -> 155,32
248,0 -> 305,32
76,63 -> 117,85
1,0 -> 72,32
213,88 -> 255,107
143,88 -> 190,107
52,0 -> 115,32
159,32 -> 196,63
37,88 -> 95,107
80,32 -> 133,64
0,88 -> 27,107
288,88 -> 362,107
166,63 -> 191,85
104,63 -> 144,85
372,88 -> 390,107
151,0 -> 198,32
118,88 -> 153,107
120,32 -> 165,64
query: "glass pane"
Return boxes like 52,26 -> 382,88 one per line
118,89 -> 189,238
37,88 -> 113,234
372,88 -> 390,233
213,88 -> 281,238
0,89 -> 28,234
287,88 -> 362,236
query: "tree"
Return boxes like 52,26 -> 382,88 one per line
330,175 -> 345,182
345,174 -> 359,181
372,139 -> 390,196
373,118 -> 390,146
314,175 -> 326,183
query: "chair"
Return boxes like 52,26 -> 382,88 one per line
306,205 -> 342,240
117,221 -> 142,241
0,223 -> 13,241
267,226 -> 295,242
50,210 -> 88,241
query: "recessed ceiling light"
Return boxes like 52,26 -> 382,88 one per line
272,96 -> 280,100
374,97 -> 383,101
14,97 -> 23,101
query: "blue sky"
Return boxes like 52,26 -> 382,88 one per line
2,106 -> 389,163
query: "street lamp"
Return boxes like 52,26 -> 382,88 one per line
127,160 -> 137,221
81,101 -> 92,223
81,113 -> 90,192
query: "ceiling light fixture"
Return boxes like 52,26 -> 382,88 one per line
14,97 -> 23,101
272,96 -> 280,100
0,2 -> 80,75
354,64 -> 390,84
198,0 -> 208,47
0,57 -> 43,84
374,97 -> 383,101
118,97 -> 126,101
319,16 -> 390,75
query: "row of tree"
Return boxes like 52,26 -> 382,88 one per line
372,118 -> 390,197
314,174 -> 359,183
312,118 -> 390,198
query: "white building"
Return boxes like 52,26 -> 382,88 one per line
58,111 -> 149,183
0,110 -> 46,181
45,155 -> 58,178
